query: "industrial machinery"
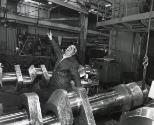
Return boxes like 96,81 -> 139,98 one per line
0,82 -> 148,125
0,63 -> 98,94
78,65 -> 99,95
89,57 -> 121,86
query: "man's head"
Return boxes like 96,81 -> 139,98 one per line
64,45 -> 77,57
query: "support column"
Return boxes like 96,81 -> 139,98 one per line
0,0 -> 7,18
79,13 -> 88,65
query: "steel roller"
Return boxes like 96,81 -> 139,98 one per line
0,82 -> 148,125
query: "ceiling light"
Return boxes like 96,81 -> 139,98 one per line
105,4 -> 111,7
48,1 -> 52,4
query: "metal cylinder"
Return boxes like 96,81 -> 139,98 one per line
2,72 -> 17,82
2,73 -> 34,85
90,82 -> 145,114
68,82 -> 146,115
116,82 -> 144,111
68,91 -> 82,112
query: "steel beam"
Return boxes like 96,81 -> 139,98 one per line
47,17 -> 79,21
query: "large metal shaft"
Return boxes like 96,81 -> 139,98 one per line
0,82 -> 148,125
69,82 -> 147,115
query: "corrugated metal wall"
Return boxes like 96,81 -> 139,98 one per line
0,26 -> 17,55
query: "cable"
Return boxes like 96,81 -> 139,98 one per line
142,0 -> 154,89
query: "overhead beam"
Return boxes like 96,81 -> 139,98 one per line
62,36 -> 78,39
88,30 -> 109,37
97,11 -> 154,27
0,12 -> 109,37
45,17 -> 79,21
79,13 -> 88,65
48,0 -> 88,14
105,0 -> 112,3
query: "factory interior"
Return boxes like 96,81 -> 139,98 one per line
0,0 -> 154,125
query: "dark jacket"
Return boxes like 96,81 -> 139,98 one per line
36,39 -> 81,103
49,38 -> 81,92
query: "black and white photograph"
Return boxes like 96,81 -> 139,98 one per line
0,0 -> 153,125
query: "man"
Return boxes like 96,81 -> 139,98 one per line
35,32 -> 81,104
47,31 -> 81,93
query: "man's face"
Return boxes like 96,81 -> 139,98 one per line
65,46 -> 74,56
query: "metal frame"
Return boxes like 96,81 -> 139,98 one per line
0,11 -> 109,37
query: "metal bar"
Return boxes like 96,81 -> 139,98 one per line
47,17 -> 79,21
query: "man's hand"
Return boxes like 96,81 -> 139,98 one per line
47,31 -> 53,41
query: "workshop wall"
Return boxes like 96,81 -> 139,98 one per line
112,0 -> 146,17
109,28 -> 140,74
0,26 -> 17,55
146,31 -> 154,80
7,0 -> 17,13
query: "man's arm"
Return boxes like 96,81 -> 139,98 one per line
50,38 -> 63,58
47,32 -> 62,59
70,64 -> 81,87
